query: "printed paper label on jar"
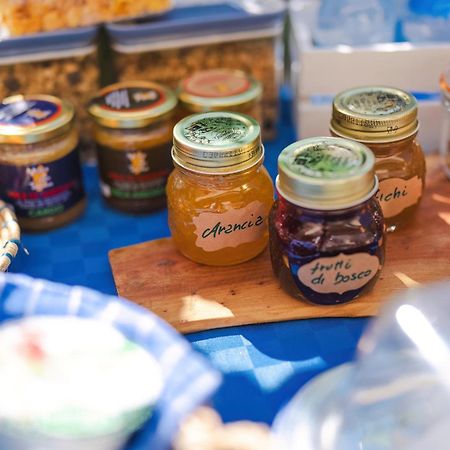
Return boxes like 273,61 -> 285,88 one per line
376,176 -> 423,218
0,149 -> 84,219
193,201 -> 267,252
296,253 -> 380,295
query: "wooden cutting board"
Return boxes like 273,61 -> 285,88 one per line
109,156 -> 450,334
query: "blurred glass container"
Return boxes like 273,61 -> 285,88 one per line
274,280 -> 450,450
313,0 -> 396,47
440,69 -> 450,178
106,0 -> 285,139
401,0 -> 450,42
0,27 -> 99,160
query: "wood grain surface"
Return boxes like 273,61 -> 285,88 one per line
109,156 -> 450,333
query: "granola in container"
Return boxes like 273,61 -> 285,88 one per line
106,0 -> 285,139
0,0 -> 172,37
0,27 -> 99,158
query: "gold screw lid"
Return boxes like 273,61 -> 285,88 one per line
0,94 -> 74,144
88,81 -> 177,129
277,137 -> 377,210
178,69 -> 262,113
331,86 -> 419,142
172,111 -> 263,174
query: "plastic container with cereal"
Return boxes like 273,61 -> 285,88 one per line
0,0 -> 173,37
0,27 -> 99,157
106,0 -> 285,138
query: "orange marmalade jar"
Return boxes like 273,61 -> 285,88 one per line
330,86 -> 426,232
167,111 -> 274,266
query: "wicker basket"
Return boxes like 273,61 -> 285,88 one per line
0,201 -> 21,272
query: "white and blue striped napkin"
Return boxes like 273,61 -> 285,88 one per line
0,272 -> 221,450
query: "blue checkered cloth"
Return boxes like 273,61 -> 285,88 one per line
0,272 -> 221,450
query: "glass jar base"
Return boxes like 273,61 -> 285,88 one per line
19,199 -> 86,232
175,244 -> 267,267
103,196 -> 167,215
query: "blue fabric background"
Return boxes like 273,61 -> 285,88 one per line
10,89 -> 369,425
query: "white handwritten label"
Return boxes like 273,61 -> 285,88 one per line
192,201 -> 267,252
376,176 -> 423,218
297,253 -> 380,295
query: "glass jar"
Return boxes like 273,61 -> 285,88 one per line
269,137 -> 385,305
0,94 -> 85,231
88,81 -> 177,214
167,111 -> 274,266
330,86 -> 426,232
177,69 -> 263,125
440,69 -> 450,178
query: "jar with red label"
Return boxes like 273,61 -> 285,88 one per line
167,111 -> 274,266
88,81 -> 177,213
0,94 -> 85,231
330,86 -> 426,232
269,137 -> 385,305
177,69 -> 263,127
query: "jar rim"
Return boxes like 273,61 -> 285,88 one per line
178,69 -> 262,112
0,94 -> 74,144
88,81 -> 177,129
332,86 -> 418,141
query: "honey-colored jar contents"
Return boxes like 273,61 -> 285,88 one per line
331,86 -> 426,232
167,111 -> 274,266
0,95 -> 85,231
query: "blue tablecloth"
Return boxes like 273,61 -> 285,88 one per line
10,88 -> 369,425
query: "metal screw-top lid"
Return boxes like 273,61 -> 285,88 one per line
0,94 -> 74,144
88,81 -> 177,129
331,86 -> 419,142
172,111 -> 263,174
178,69 -> 262,113
277,137 -> 377,210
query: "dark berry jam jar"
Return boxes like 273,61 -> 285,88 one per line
269,137 -> 386,305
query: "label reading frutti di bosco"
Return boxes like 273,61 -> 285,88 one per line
376,176 -> 423,218
296,253 -> 380,295
192,201 -> 267,252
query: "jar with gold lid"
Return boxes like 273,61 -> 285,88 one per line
330,86 -> 426,232
88,81 -> 177,213
0,94 -> 85,231
167,111 -> 274,266
177,69 -> 263,126
269,137 -> 385,305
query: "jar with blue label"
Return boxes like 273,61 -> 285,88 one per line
269,137 -> 385,305
0,94 -> 85,231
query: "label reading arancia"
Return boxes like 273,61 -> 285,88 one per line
193,201 -> 267,252
376,176 -> 423,218
296,253 -> 380,295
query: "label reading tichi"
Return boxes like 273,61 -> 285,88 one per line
193,201 -> 267,252
376,176 -> 423,218
297,253 -> 380,295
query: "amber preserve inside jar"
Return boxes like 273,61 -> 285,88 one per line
167,111 -> 274,266
88,81 -> 177,213
330,86 -> 426,232
177,69 -> 263,126
269,137 -> 386,306
0,94 -> 85,231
